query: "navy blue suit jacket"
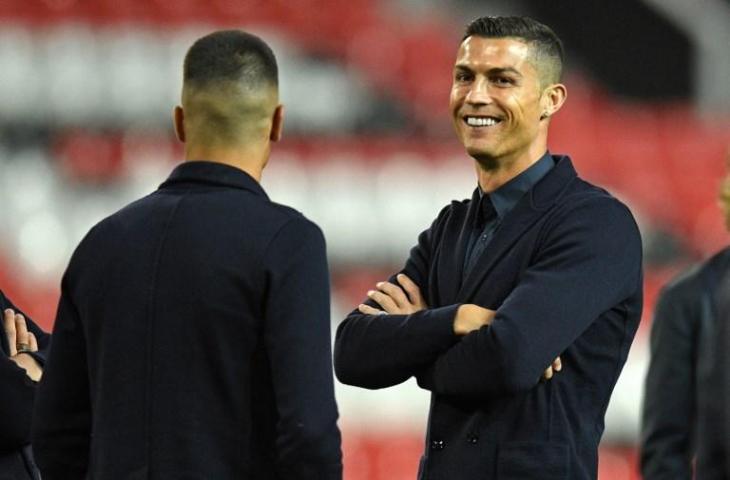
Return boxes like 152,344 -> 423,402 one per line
335,155 -> 643,480
32,161 -> 342,480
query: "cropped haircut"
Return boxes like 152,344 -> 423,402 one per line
463,16 -> 564,84
183,30 -> 278,90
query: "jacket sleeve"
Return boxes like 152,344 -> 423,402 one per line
263,217 -> 342,480
417,197 -> 643,397
31,271 -> 91,479
0,291 -> 50,450
640,277 -> 698,480
334,207 -> 460,389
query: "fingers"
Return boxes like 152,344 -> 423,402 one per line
358,304 -> 386,315
15,312 -> 30,349
396,274 -> 426,308
367,289 -> 399,313
371,275 -> 428,315
4,309 -> 17,356
542,357 -> 563,381
553,356 -> 562,372
27,331 -> 38,352
375,281 -> 409,308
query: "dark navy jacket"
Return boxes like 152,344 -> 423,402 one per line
0,291 -> 49,480
335,155 -> 643,480
32,161 -> 342,480
641,247 -> 730,479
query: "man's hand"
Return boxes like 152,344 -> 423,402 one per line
358,273 -> 428,315
4,308 -> 42,381
451,306 -> 563,380
358,283 -> 564,381
542,357 -> 562,381
453,304 -> 495,335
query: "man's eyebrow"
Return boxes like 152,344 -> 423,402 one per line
488,67 -> 523,77
454,64 -> 523,77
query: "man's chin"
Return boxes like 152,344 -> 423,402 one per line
465,147 -> 499,170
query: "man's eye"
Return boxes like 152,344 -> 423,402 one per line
492,77 -> 513,86
455,72 -> 472,82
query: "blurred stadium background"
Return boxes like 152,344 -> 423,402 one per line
1,0 -> 729,478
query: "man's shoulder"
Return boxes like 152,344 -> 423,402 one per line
534,172 -> 634,229
664,246 -> 730,299
563,175 -> 626,206
98,187 -> 315,230
554,176 -> 638,228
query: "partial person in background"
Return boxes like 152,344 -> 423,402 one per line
32,30 -> 342,480
335,16 -> 642,480
702,266 -> 730,480
640,153 -> 730,479
1,292 -> 50,480
714,257 -> 730,479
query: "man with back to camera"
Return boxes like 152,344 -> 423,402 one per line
31,30 -> 342,479
334,16 -> 642,480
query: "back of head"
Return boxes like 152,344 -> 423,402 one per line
182,30 -> 279,148
463,16 -> 564,86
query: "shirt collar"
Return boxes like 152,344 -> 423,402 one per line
479,151 -> 554,219
158,160 -> 268,199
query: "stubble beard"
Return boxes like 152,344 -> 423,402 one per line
471,152 -> 500,171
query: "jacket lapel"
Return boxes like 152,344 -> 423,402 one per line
434,196 -> 475,305
456,156 -> 578,302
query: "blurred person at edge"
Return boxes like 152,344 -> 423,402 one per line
31,30 -> 342,480
334,15 -> 642,480
0,292 -> 50,480
641,152 -> 730,479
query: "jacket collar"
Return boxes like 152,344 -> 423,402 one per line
484,150 -> 554,220
438,155 -> 578,303
158,161 -> 268,199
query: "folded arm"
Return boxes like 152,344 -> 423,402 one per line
0,292 -> 51,450
334,207 -> 461,389
417,198 -> 642,398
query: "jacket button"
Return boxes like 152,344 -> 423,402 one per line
468,434 -> 479,444
430,439 -> 445,450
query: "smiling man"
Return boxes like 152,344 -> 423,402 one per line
334,16 -> 643,480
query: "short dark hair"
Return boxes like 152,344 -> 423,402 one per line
463,16 -> 564,83
183,30 -> 278,89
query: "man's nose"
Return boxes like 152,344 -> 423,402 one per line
465,77 -> 491,106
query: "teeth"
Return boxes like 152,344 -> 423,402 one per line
466,116 -> 499,127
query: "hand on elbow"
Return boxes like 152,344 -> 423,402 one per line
452,304 -> 495,335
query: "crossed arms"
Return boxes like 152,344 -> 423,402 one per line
334,197 -> 642,398
358,274 -> 561,380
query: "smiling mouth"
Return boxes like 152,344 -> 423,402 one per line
463,115 -> 503,127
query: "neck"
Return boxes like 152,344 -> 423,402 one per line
475,140 -> 548,193
184,142 -> 269,182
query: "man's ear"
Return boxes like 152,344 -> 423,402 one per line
173,106 -> 185,142
540,83 -> 567,120
270,104 -> 284,142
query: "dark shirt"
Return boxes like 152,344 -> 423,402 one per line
463,152 -> 554,276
